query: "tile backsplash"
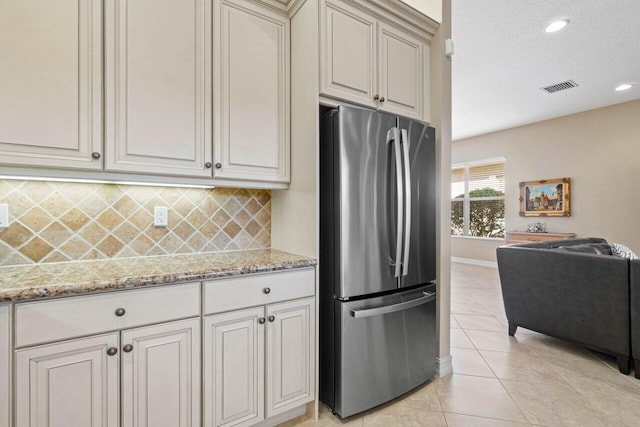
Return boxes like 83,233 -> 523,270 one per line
0,180 -> 270,266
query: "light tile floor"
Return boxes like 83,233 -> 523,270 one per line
283,262 -> 640,426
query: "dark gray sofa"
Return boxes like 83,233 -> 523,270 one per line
496,238 -> 632,374
631,260 -> 640,378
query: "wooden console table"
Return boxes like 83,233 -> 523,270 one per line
505,231 -> 577,245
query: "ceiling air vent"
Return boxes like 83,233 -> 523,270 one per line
541,80 -> 579,94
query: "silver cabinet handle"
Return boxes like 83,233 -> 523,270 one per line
215,162 -> 222,169
258,317 -> 266,324
91,152 -> 101,159
350,292 -> 435,318
107,347 -> 118,356
263,287 -> 271,294
373,94 -> 380,101
115,308 -> 125,317
386,127 -> 403,278
400,129 -> 411,276
268,315 -> 275,322
379,97 -> 385,103
123,344 -> 133,353
205,162 -> 212,169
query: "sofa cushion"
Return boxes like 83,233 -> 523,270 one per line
611,242 -> 639,259
556,243 -> 612,255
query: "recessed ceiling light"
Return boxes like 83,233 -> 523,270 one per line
545,20 -> 569,33
615,84 -> 633,91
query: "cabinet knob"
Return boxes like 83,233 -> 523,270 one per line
115,308 -> 126,317
373,94 -> 380,101
379,97 -> 385,103
107,347 -> 118,356
258,317 -> 266,324
205,162 -> 212,169
263,287 -> 271,294
215,162 -> 222,169
123,344 -> 133,353
91,152 -> 101,159
268,315 -> 275,322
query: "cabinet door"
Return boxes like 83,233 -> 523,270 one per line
377,22 -> 425,120
0,305 -> 10,427
320,0 -> 377,108
15,333 -> 119,427
0,0 -> 102,170
203,307 -> 265,427
104,0 -> 213,177
266,297 -> 315,417
214,0 -> 290,184
122,318 -> 201,427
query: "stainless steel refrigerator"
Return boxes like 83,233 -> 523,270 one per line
319,105 -> 437,418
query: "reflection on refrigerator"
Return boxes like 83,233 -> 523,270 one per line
319,105 -> 437,418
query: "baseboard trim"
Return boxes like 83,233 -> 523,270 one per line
451,257 -> 497,268
436,354 -> 453,376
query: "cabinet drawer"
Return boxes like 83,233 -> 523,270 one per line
203,269 -> 315,314
15,282 -> 200,348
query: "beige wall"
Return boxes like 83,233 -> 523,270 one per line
452,99 -> 640,262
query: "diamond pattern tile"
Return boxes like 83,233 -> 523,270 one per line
0,180 -> 271,266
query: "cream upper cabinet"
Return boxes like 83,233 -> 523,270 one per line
377,22 -> 425,120
320,0 -> 429,121
15,333 -> 120,427
266,297 -> 315,418
122,318 -> 201,427
0,0 -> 103,170
0,305 -> 10,427
203,306 -> 265,427
213,0 -> 290,184
320,0 -> 377,108
104,0 -> 213,177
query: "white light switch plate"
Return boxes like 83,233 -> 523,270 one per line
0,204 -> 8,229
154,206 -> 168,227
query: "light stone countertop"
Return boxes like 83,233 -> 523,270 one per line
0,249 -> 316,302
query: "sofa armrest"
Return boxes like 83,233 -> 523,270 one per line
497,246 -> 630,355
630,260 -> 640,362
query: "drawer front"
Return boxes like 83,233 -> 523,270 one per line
204,269 -> 315,315
15,282 -> 201,348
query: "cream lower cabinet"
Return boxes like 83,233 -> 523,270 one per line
320,0 -> 429,121
203,269 -> 316,427
265,298 -> 315,418
14,318 -> 200,427
204,298 -> 314,427
15,333 -> 120,427
122,318 -> 201,427
15,318 -> 200,427
13,282 -> 202,427
0,305 -> 11,427
204,307 -> 265,427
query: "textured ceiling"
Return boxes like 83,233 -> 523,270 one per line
452,0 -> 640,140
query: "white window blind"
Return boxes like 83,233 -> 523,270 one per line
451,160 -> 505,238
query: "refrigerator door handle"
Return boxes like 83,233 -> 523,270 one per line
386,127 -> 403,278
400,129 -> 411,276
349,291 -> 436,318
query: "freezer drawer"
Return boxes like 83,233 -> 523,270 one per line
334,286 -> 436,417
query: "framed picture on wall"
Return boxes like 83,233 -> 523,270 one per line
519,178 -> 571,217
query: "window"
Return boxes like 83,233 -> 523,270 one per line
451,159 -> 505,238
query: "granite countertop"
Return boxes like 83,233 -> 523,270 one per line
0,249 -> 316,302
